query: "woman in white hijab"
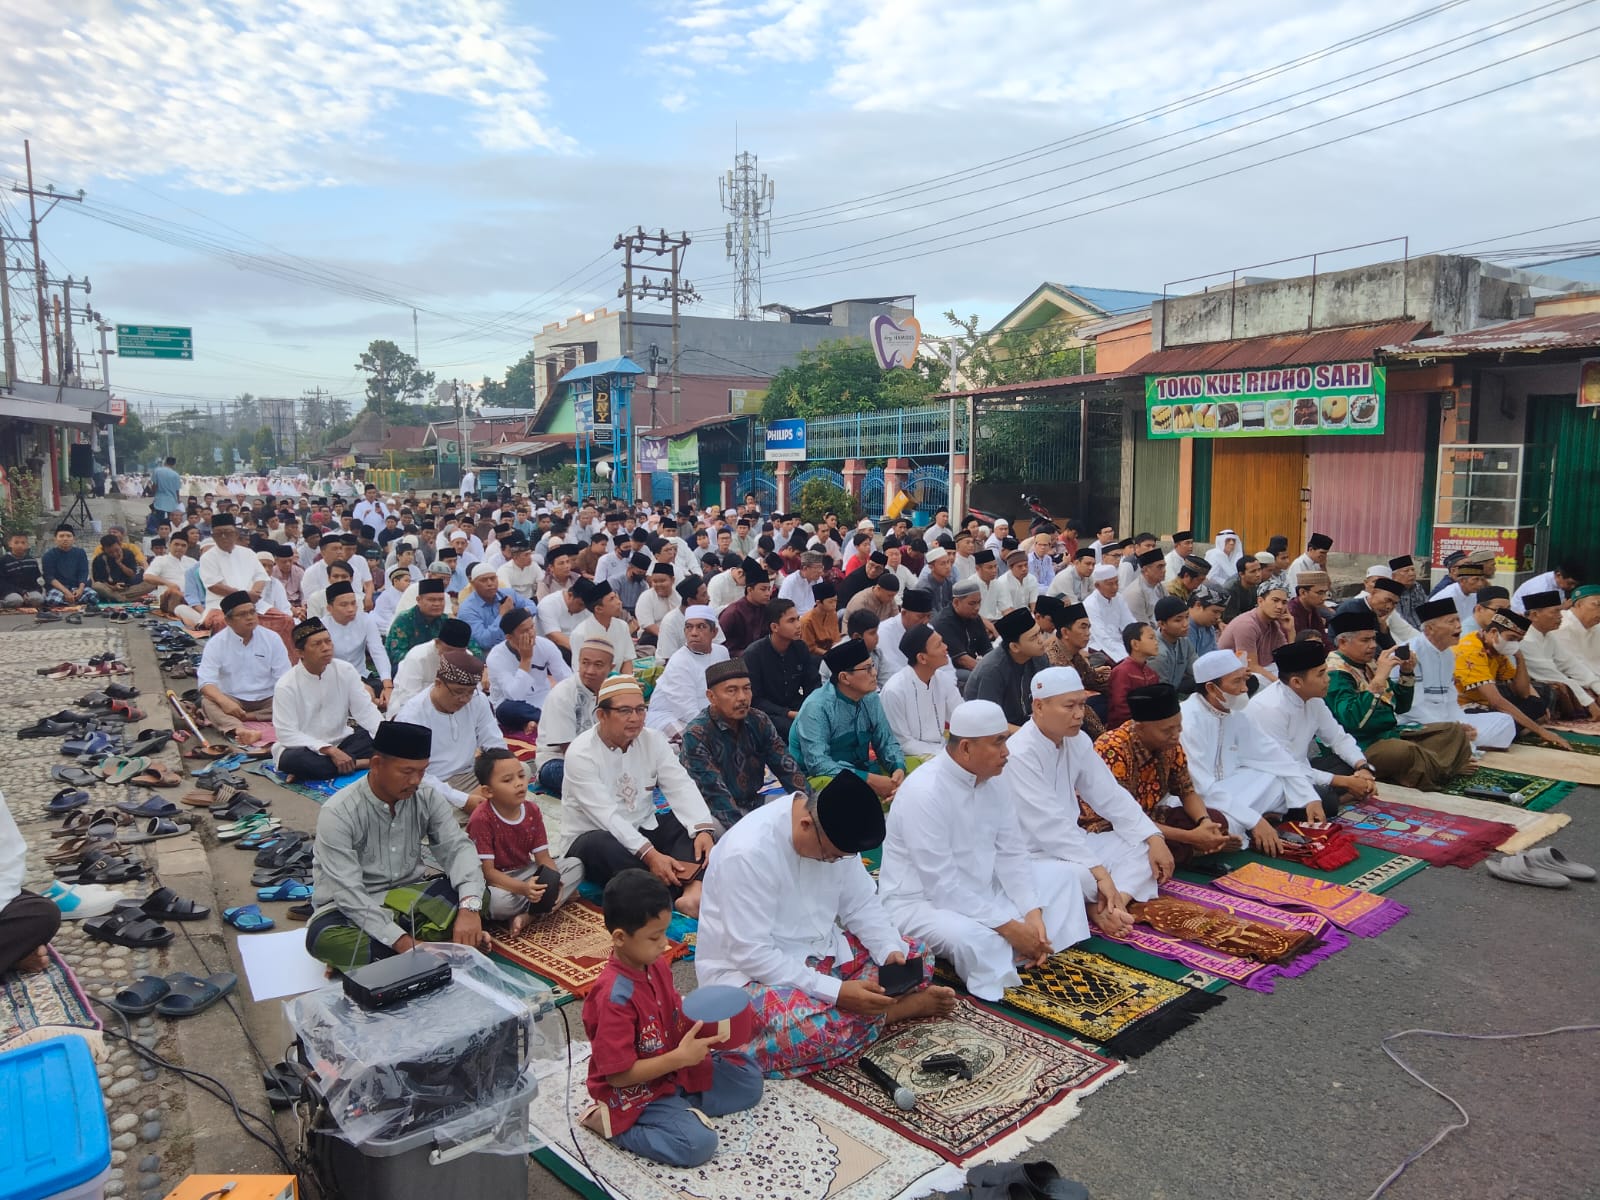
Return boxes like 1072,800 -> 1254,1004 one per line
1206,529 -> 1242,585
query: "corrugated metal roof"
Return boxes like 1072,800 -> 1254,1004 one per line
486,440 -> 559,456
1380,311 -> 1600,358
641,411 -> 755,439
558,356 -> 645,382
1060,285 -> 1165,315
1130,320 -> 1430,374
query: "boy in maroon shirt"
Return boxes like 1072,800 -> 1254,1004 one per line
466,749 -> 584,935
580,871 -> 763,1166
1106,621 -> 1161,726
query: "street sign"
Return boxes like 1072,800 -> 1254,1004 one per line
117,325 -> 194,360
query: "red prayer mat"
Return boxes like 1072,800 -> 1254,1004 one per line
1336,799 -> 1517,869
488,900 -> 686,997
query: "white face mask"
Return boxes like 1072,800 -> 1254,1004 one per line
1492,637 -> 1521,657
1210,686 -> 1248,712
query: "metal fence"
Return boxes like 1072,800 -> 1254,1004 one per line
860,467 -> 885,514
746,404 -> 966,464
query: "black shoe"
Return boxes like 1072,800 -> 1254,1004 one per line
19,718 -> 82,739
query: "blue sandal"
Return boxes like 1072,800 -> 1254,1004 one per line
256,880 -> 312,902
222,904 -> 275,932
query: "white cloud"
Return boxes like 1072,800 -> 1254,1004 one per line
1,0 -> 570,193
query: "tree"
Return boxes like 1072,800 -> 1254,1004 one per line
115,411 -> 152,465
327,393 -> 351,428
480,350 -> 539,409
253,426 -> 278,466
355,340 -> 435,430
231,393 -> 259,437
301,391 -> 328,435
797,478 -> 857,528
760,339 -> 943,423
944,311 -> 1095,388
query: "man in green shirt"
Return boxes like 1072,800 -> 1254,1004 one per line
384,577 -> 449,665
789,638 -> 907,804
1323,608 -> 1473,790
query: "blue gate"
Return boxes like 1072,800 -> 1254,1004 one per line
735,471 -> 777,510
650,471 -> 673,503
905,465 -> 949,522
859,467 -> 885,516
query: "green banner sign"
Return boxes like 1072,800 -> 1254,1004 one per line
1145,362 -> 1385,438
117,324 -> 194,361
667,433 -> 699,473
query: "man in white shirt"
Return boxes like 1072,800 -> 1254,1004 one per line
485,608 -> 570,733
1004,667 -> 1171,928
633,563 -> 678,644
571,578 -> 636,674
1162,529 -> 1197,581
1285,531 -> 1333,595
1521,589 -> 1600,719
1048,546 -> 1098,604
643,607 -> 728,739
536,583 -> 588,655
351,484 -> 391,533
390,617 -> 473,713
196,591 -> 290,743
393,649 -> 508,810
1511,563 -> 1580,613
875,588 -> 935,682
778,551 -> 825,617
144,533 -> 202,628
1434,560 -> 1489,631
1123,549 -> 1168,625
322,580 -> 394,707
458,468 -> 477,499
196,513 -> 267,627
878,699 -> 1089,1002
989,549 -> 1036,616
302,535 -> 373,612
496,537 -> 540,600
1555,585 -> 1600,678
1085,565 -> 1137,663
534,639 -> 613,796
560,675 -> 717,917
1400,598 -> 1517,749
707,556 -> 745,611
1248,639 -> 1381,815
273,617 -> 383,780
879,624 -> 960,767
695,771 -> 957,1078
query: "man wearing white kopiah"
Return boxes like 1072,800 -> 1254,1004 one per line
878,699 -> 1090,1002
1004,668 -> 1173,934
642,606 -> 729,738
1177,650 -> 1323,857
1084,564 -> 1137,663
1400,597 -> 1516,749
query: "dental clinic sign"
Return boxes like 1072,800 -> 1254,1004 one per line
765,418 -> 807,462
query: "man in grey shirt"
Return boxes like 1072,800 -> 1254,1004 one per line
308,720 -> 488,970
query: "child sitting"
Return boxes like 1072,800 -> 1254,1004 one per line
581,871 -> 763,1166
465,748 -> 584,936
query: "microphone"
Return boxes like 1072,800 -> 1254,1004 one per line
860,1057 -> 916,1111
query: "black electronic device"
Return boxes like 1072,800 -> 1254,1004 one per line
879,956 -> 924,997
68,442 -> 95,480
1393,643 -> 1411,662
341,948 -> 453,1010
919,1052 -> 973,1081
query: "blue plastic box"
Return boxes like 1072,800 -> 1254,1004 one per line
0,1035 -> 112,1200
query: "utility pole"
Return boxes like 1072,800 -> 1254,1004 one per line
719,151 -> 775,321
615,228 -> 699,424
11,141 -> 84,385
0,256 -> 15,383
95,314 -> 117,476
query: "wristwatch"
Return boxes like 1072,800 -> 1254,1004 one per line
459,896 -> 483,913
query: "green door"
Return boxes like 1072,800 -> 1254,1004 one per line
1527,394 -> 1599,564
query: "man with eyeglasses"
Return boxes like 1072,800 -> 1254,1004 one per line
393,648 -> 508,813
788,638 -> 907,803
561,675 -> 719,917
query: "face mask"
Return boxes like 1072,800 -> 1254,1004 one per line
1492,637 -> 1521,657
1223,690 -> 1249,712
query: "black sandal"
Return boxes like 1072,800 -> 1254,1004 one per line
84,907 -> 173,948
134,885 -> 211,922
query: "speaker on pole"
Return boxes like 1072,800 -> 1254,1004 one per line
69,443 -> 95,480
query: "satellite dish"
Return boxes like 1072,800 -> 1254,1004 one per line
433,380 -> 454,403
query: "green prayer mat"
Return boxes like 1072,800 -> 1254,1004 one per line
1520,730 -> 1600,755
1081,936 -> 1231,994
1440,765 -> 1574,810
1176,842 -> 1429,895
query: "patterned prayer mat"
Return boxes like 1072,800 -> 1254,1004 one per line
576,880 -> 698,960
1441,764 -> 1575,809
488,900 -> 686,997
530,1049 -> 957,1200
1211,861 -> 1409,937
0,946 -> 103,1058
250,761 -> 368,802
1181,842 -> 1428,894
1373,784 -> 1570,855
995,947 -> 1224,1059
1081,936 -> 1228,993
1335,799 -> 1518,868
1100,879 -> 1350,994
806,999 -> 1123,1165
1477,745 -> 1600,788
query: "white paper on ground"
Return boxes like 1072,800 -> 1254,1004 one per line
236,927 -> 331,1001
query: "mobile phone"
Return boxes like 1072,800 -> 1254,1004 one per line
1393,644 -> 1411,662
879,957 -> 924,997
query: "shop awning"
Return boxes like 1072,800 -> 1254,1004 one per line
1380,311 -> 1600,359
1129,320 -> 1430,374
0,396 -> 96,428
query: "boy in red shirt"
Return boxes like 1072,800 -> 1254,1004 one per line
466,748 -> 584,935
581,871 -> 763,1166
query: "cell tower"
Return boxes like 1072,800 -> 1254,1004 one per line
719,151 -> 775,320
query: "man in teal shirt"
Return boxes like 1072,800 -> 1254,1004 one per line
788,638 -> 907,805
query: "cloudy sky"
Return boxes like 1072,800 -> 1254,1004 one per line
4,0 -> 1598,418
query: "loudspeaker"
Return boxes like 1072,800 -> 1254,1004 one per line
68,443 -> 94,480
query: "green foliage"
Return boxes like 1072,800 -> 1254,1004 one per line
760,339 -> 944,423
539,463 -> 577,497
355,340 -> 436,420
0,469 -> 45,541
115,411 -> 152,465
797,478 -> 857,528
252,426 -> 278,464
477,350 -> 539,409
944,311 -> 1095,388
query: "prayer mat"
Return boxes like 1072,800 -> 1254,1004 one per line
1477,745 -> 1600,788
1082,936 -> 1228,993
1548,719 -> 1600,739
1440,764 -> 1575,809
0,946 -> 103,1058
993,947 -> 1224,1059
1180,842 -> 1428,894
1211,861 -> 1409,937
530,1047 -> 959,1200
1373,784 -> 1571,855
488,900 -> 686,997
1099,879 -> 1349,994
1335,799 -> 1518,868
575,880 -> 698,960
250,761 -> 367,802
806,999 -> 1123,1166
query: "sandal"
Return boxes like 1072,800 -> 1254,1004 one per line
251,865 -> 312,888
105,682 -> 140,700
50,764 -> 100,787
46,788 -> 91,814
223,904 -> 275,933
57,854 -> 146,885
115,794 -> 180,818
262,1061 -> 310,1109
84,907 -> 173,949
257,880 -> 312,902
125,730 -> 174,758
21,718 -> 83,739
61,733 -> 115,757
181,744 -> 230,761
100,756 -> 151,784
155,972 -> 237,1018
107,975 -> 172,1015
131,885 -> 212,922
287,902 -> 314,922
218,817 -> 279,841
117,816 -> 192,843
129,764 -> 183,788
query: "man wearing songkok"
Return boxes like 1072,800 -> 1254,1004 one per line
1218,580 -> 1292,679
390,615 -> 472,712
1289,571 -> 1333,646
744,598 -> 821,741
195,513 -> 269,631
321,579 -> 394,703
1555,584 -> 1600,676
561,675 -> 718,917
536,573 -> 589,654
799,581 -> 841,657
1386,554 -> 1431,629
1084,563 -> 1137,662
718,558 -> 773,656
1452,607 -> 1567,748
1325,608 -> 1473,789
1094,684 -> 1241,862
273,617 -> 383,781
1005,668 -> 1172,933
1435,559 -> 1489,630
571,577 -> 638,674
846,570 -> 901,623
1178,650 -> 1326,854
1520,590 -> 1600,719
778,551 -> 826,617
681,659 -> 808,830
1285,531 -> 1333,593
644,606 -> 730,738
457,560 -> 537,652
1048,545 -> 1099,604
196,590 -> 290,742
633,560 -> 677,641
496,535 -> 541,600
790,638 -> 907,800
534,638 -> 613,796
387,566 -> 452,646
879,700 -> 1090,1002
1163,529 -> 1197,581
1150,595 -> 1197,693
1115,533 -> 1156,593
695,771 -> 955,1078
963,607 -> 1052,731
308,720 -> 489,969
989,548 -> 1035,616
1396,597 -> 1517,750
934,577 -> 992,684
393,648 -> 508,810
1123,548 -> 1167,625
486,607 -> 570,733
875,587 -> 934,682
1246,640 -> 1380,815
880,624 -> 961,769
1511,562 -> 1581,614
1164,555 -> 1211,604
1336,571 -> 1419,649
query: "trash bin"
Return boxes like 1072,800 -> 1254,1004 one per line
0,1035 -> 112,1200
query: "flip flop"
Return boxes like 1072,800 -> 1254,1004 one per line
125,731 -> 174,758
104,682 -> 140,700
1485,854 -> 1569,888
61,732 -> 115,757
46,837 -> 109,864
46,788 -> 90,814
50,764 -> 99,787
254,833 -> 310,867
115,794 -> 180,818
223,905 -> 275,933
217,817 -> 279,841
262,1062 -> 309,1109
129,765 -> 183,788
76,691 -> 114,709
213,797 -> 271,823
84,907 -> 173,948
130,885 -> 212,922
181,744 -> 230,761
107,975 -> 173,1015
117,817 -> 192,844
1522,847 -> 1597,881
154,972 -> 237,1018
101,756 -> 151,784
256,880 -> 312,902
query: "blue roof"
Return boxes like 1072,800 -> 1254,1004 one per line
558,356 -> 645,383
1063,285 -> 1165,315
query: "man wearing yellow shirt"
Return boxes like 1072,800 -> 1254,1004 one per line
1454,609 -> 1569,749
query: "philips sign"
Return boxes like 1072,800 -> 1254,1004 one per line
764,418 -> 807,462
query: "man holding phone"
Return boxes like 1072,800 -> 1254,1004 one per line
1400,598 -> 1518,749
